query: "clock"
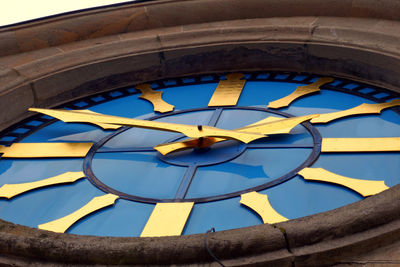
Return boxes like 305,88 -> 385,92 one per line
0,71 -> 399,238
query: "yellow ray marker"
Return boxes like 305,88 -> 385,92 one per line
0,171 -> 86,199
208,73 -> 246,106
298,168 -> 388,197
311,99 -> 400,124
240,192 -> 288,224
136,84 -> 174,113
321,137 -> 400,152
140,202 -> 194,237
268,77 -> 334,109
39,194 -> 119,233
0,143 -> 93,158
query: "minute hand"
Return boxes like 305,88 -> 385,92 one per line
28,108 -> 265,143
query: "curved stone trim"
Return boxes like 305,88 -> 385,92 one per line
1,0 -> 400,57
1,17 -> 400,130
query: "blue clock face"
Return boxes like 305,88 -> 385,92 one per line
0,72 -> 399,237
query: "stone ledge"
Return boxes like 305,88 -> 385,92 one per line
1,0 -> 400,56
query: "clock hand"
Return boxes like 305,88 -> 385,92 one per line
154,117 -> 283,154
155,114 -> 319,155
28,108 -> 265,144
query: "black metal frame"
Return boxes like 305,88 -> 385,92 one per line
83,106 -> 321,203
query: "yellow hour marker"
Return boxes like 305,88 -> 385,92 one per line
140,202 -> 194,237
268,77 -> 334,109
0,171 -> 85,199
311,99 -> 400,124
321,137 -> 400,152
136,84 -> 174,113
298,168 -> 388,197
38,194 -> 119,233
208,73 -> 246,107
0,143 -> 93,158
240,191 -> 288,224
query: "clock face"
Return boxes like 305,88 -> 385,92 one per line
0,72 -> 399,237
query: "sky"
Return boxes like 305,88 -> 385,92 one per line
0,0 -> 135,27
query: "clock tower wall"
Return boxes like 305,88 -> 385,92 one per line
0,0 -> 400,265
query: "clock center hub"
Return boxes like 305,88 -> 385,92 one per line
157,139 -> 247,167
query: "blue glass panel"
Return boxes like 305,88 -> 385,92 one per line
201,75 -> 214,81
161,83 -> 218,110
0,159 -> 93,228
282,89 -> 376,117
86,94 -> 154,118
92,152 -> 185,199
186,148 -> 311,198
69,199 -> 154,237
126,88 -> 136,94
243,74 -> 252,80
256,73 -> 269,79
163,80 -> 177,86
26,120 -> 43,126
12,128 -> 30,134
373,92 -> 390,99
74,101 -> 88,108
262,175 -> 362,219
275,74 -> 289,80
329,80 -> 342,86
314,112 -> 400,138
343,83 -> 359,90
183,197 -> 261,235
109,91 -> 123,97
150,83 -> 159,89
238,81 -> 301,107
102,110 -> 214,149
216,109 -> 285,129
358,88 -> 375,94
292,75 -> 307,81
313,153 -> 400,187
40,115 -> 53,120
182,77 -> 195,83
91,95 -> 106,102
0,136 -> 17,142
21,121 -> 106,143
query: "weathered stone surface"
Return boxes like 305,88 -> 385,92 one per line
0,219 -> 289,265
0,83 -> 34,129
1,0 -> 400,57
0,47 -> 62,68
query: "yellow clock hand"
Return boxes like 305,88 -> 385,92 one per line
155,114 -> 319,155
28,108 -> 265,144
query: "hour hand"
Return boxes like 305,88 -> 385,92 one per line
155,114 -> 319,155
28,108 -> 266,144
